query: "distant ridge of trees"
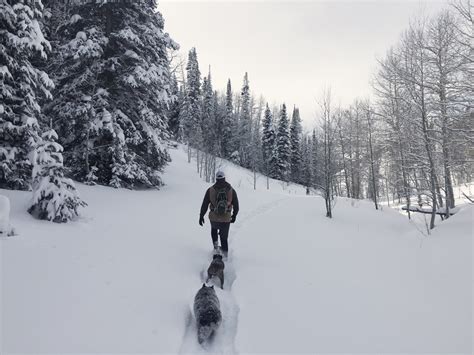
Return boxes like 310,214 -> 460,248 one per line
172,1 -> 473,227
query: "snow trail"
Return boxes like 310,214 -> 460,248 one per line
179,251 -> 240,354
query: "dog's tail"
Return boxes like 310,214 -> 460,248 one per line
197,324 -> 214,344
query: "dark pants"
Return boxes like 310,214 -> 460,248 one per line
210,221 -> 230,252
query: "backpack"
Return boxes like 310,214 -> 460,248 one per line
214,186 -> 231,216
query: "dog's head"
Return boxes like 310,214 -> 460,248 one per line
202,283 -> 214,289
213,254 -> 223,261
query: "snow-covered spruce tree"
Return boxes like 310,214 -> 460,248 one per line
45,0 -> 178,188
0,0 -> 53,190
201,71 -> 216,154
229,89 -> 242,164
249,96 -> 264,189
300,134 -> 313,189
290,106 -> 303,183
29,129 -> 86,222
262,103 -> 277,182
213,90 -> 226,157
311,129 -> 320,188
275,104 -> 291,181
167,73 -> 182,139
221,79 -> 234,159
200,71 -> 218,182
238,72 -> 252,168
180,47 -> 202,161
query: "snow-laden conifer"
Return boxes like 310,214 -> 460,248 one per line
290,106 -> 303,183
275,104 -> 291,181
44,0 -> 177,188
262,104 -> 276,179
29,129 -> 86,222
238,72 -> 252,168
222,79 -> 234,159
181,47 -> 202,150
0,0 -> 53,190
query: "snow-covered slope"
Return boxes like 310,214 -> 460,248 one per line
1,145 -> 472,354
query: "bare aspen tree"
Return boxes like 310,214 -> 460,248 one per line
425,11 -> 469,215
374,48 -> 414,218
363,101 -> 379,210
397,19 -> 439,229
336,109 -> 352,198
318,88 -> 336,218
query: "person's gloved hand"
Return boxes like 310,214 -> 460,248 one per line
199,216 -> 205,226
230,215 -> 236,223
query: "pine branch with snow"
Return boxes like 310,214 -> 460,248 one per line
28,129 -> 86,223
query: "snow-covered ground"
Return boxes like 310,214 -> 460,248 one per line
1,145 -> 472,354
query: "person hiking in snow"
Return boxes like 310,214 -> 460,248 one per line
199,170 -> 239,257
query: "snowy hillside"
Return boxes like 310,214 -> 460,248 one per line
1,145 -> 472,354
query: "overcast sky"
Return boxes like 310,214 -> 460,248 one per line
159,0 -> 448,128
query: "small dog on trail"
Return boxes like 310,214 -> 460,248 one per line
207,254 -> 225,289
193,284 -> 222,344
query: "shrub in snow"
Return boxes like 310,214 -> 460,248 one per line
230,151 -> 240,164
0,195 -> 14,236
84,166 -> 98,186
28,130 -> 86,223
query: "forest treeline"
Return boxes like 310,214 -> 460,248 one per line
171,2 -> 472,228
0,0 -> 472,228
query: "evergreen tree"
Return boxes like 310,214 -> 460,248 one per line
201,70 -> 216,154
45,0 -> 177,188
222,79 -> 234,158
181,47 -> 202,149
250,96 -> 264,184
213,90 -> 226,157
29,129 -> 86,222
167,73 -> 181,139
300,134 -> 313,188
311,129 -> 320,188
238,72 -> 252,167
290,106 -> 303,183
275,104 -> 291,181
0,0 -> 54,190
176,83 -> 186,141
262,104 -> 276,177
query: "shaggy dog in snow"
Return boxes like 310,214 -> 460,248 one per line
207,254 -> 225,289
193,284 -> 222,344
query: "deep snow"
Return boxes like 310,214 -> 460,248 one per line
1,145 -> 472,354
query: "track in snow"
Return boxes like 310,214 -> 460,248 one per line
179,250 -> 239,354
179,197 -> 288,354
231,197 -> 288,236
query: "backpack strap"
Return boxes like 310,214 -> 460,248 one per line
226,187 -> 233,207
209,187 -> 217,211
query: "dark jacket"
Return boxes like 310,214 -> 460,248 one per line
200,179 -> 239,223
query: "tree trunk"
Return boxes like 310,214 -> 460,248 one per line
366,108 -> 378,210
338,125 -> 351,198
254,169 -> 257,190
421,98 -> 437,230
